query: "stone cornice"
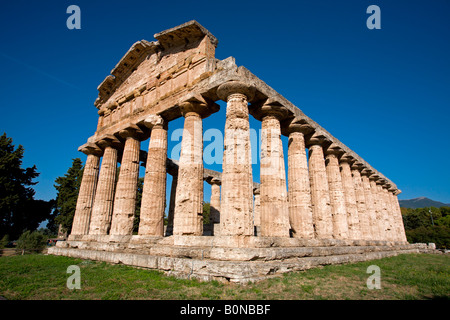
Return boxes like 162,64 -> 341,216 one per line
154,20 -> 218,49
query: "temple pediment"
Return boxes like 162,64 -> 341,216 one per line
95,20 -> 218,120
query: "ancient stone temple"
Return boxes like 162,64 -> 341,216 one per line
49,21 -> 425,282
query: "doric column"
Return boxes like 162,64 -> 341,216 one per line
217,81 -> 255,236
381,182 -> 395,241
340,155 -> 361,240
391,189 -> 407,242
370,175 -> 384,240
351,163 -> 370,240
375,178 -> 389,240
306,132 -> 333,239
173,96 -> 217,236
138,115 -> 168,236
71,143 -> 101,235
360,169 -> 377,240
110,125 -> 143,235
285,119 -> 314,239
253,187 -> 261,233
325,144 -> 349,240
255,102 -> 290,237
89,135 -> 120,235
165,165 -> 178,236
209,178 -> 221,224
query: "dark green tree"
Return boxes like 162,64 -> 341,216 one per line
402,206 -> 450,249
203,201 -> 211,225
53,158 -> 84,235
0,133 -> 53,240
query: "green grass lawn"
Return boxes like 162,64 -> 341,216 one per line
0,253 -> 448,300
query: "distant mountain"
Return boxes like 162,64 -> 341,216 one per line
399,197 -> 450,209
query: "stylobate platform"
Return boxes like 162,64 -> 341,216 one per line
48,235 -> 430,283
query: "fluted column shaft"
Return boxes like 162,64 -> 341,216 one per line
260,114 -> 289,237
308,140 -> 333,239
253,188 -> 261,229
71,151 -> 100,235
139,116 -> 168,236
361,173 -> 377,240
391,191 -> 407,242
325,151 -> 349,239
369,179 -> 383,240
375,182 -> 388,240
381,186 -> 395,241
287,130 -> 314,239
351,166 -> 370,240
173,110 -> 204,236
89,144 -> 118,235
218,82 -> 254,236
110,132 -> 141,235
340,160 -> 360,240
210,179 -> 221,224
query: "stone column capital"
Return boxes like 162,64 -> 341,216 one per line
388,186 -> 397,193
339,154 -> 356,165
209,177 -> 221,186
305,132 -> 331,148
374,176 -> 385,185
217,81 -> 255,102
251,99 -> 290,122
96,134 -> 122,150
179,95 -> 219,119
117,124 -> 145,140
78,142 -> 103,157
324,143 -> 344,157
143,114 -> 166,129
361,168 -> 374,177
284,118 -> 314,136
350,161 -> 365,171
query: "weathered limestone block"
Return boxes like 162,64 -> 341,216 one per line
340,155 -> 361,240
71,144 -> 101,235
217,81 -> 255,236
286,120 -> 314,239
325,144 -> 349,240
306,133 -> 333,239
257,103 -> 290,237
110,127 -> 142,235
89,136 -> 120,235
209,178 -> 221,224
139,115 -> 168,236
361,170 -> 377,240
351,163 -> 370,240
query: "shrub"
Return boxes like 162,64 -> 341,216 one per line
405,225 -> 450,249
15,230 -> 47,255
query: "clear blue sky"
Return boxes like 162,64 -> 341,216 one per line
0,0 -> 449,206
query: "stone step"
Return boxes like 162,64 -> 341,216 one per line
48,245 -> 422,283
